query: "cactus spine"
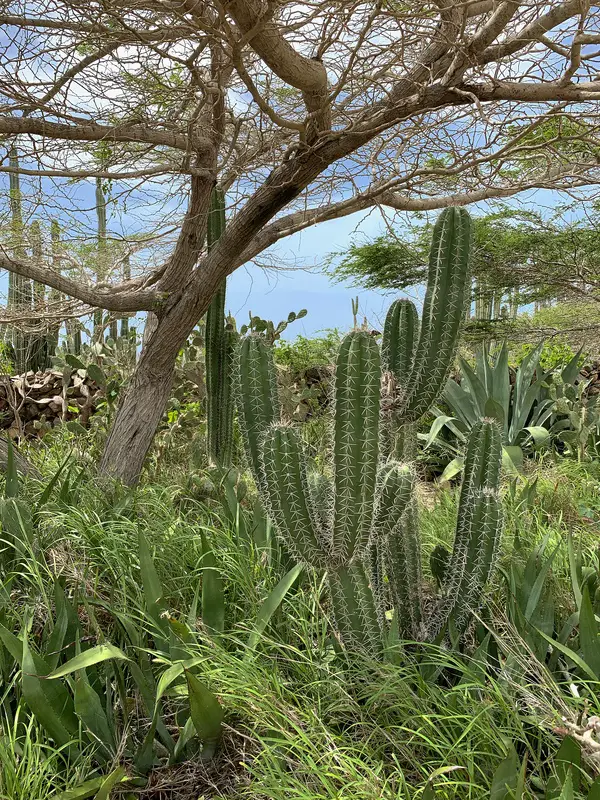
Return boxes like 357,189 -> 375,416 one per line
205,187 -> 236,467
236,208 -> 503,653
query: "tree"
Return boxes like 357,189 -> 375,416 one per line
328,206 -> 600,321
1,1 -> 600,483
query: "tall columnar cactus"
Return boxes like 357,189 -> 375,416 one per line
236,335 -> 279,484
6,147 -> 35,373
205,187 -> 237,467
382,298 -> 418,459
236,208 -> 503,653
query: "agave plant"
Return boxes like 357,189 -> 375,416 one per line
425,341 -> 583,477
236,208 -> 504,653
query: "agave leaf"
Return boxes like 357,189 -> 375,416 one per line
439,457 -> 465,482
502,446 -> 522,474
424,415 -> 459,450
21,636 -> 78,748
490,746 -> 518,799
457,357 -> 488,417
94,766 -> 126,800
73,677 -> 116,757
201,531 -> 225,635
578,586 -> 600,679
561,347 -> 583,385
47,644 -> 129,679
247,563 -> 303,652
484,397 -> 505,427
492,342 -> 511,438
442,379 -> 478,430
185,670 -> 224,744
522,426 -> 551,447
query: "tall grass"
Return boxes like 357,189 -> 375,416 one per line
0,444 -> 598,799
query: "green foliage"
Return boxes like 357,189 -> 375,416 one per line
426,342 -> 583,474
274,329 -> 341,373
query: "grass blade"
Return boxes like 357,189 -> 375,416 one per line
247,563 -> 303,652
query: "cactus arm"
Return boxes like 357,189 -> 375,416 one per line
403,207 -> 472,422
332,331 -> 380,562
372,461 -> 414,538
386,500 -> 423,640
216,325 -> 237,466
328,563 -> 382,654
236,335 -> 279,486
382,299 -> 418,387
427,417 -> 503,638
259,424 -> 327,568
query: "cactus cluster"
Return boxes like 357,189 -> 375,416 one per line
205,187 -> 237,467
236,208 -> 503,652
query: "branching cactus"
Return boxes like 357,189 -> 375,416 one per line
236,208 -> 503,655
381,207 -> 471,459
205,187 -> 237,467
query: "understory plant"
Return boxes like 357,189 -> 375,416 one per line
426,340 -> 583,476
236,208 -> 504,653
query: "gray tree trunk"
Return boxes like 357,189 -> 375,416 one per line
99,291 -> 202,484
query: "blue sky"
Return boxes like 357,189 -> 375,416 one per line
227,210 -> 396,339
0,165 -> 580,343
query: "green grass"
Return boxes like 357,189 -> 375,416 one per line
0,443 -> 599,799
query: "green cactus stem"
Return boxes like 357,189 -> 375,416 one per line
205,187 -> 236,466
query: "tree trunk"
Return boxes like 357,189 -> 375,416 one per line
99,292 -> 202,484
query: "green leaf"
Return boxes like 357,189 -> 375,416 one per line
578,586 -> 600,678
201,532 -> 224,635
424,415 -> 458,450
185,670 -> 224,744
439,457 -> 464,482
21,636 -> 78,748
38,455 -> 72,509
47,644 -> 129,679
86,363 -> 106,388
547,748 -> 578,800
73,678 -> 115,756
490,746 -> 518,800
538,628 -> 598,681
1,498 -> 34,550
587,777 -> 600,799
502,446 -> 523,474
52,779 -> 105,800
524,542 -> 560,622
66,421 -> 88,436
65,354 -> 87,371
4,439 -> 18,498
94,766 -> 126,800
247,563 -> 303,651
